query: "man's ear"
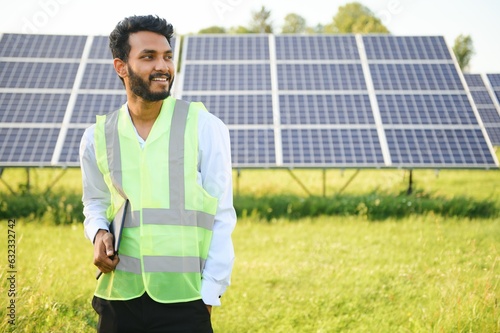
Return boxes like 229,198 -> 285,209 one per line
113,58 -> 127,80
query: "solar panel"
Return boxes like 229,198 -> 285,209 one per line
185,35 -> 269,61
377,94 -> 478,125
385,128 -> 495,165
0,61 -> 79,89
0,33 -> 497,169
0,127 -> 59,166
178,34 -> 497,169
279,95 -> 374,125
179,94 -> 273,125
230,129 -> 276,166
275,35 -> 359,60
281,128 -> 384,166
0,33 -> 86,58
183,64 -> 271,91
486,74 -> 500,106
370,64 -> 464,91
363,36 -> 451,60
0,93 -> 70,123
71,93 -> 126,123
464,74 -> 500,145
80,63 -> 123,90
0,33 -> 178,167
59,128 -> 86,164
277,64 -> 366,90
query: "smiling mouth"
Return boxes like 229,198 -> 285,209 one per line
151,77 -> 168,83
150,73 -> 171,83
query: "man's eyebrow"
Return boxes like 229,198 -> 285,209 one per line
140,49 -> 173,54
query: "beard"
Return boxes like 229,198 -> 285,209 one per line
127,65 -> 173,102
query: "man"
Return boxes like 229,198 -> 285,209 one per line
80,15 -> 236,333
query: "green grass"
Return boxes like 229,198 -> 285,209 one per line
0,155 -> 499,332
0,216 -> 499,332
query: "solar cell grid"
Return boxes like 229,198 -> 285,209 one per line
279,94 -> 374,125
0,34 -> 86,58
71,93 -> 126,123
484,127 -> 500,145
487,74 -> 500,87
363,35 -> 451,60
88,36 -> 111,59
385,128 -> 495,165
277,64 -> 366,90
476,107 -> 500,124
230,129 -> 276,165
186,35 -> 269,61
463,74 -> 500,145
0,33 -> 496,168
0,93 -> 70,123
183,64 -> 271,91
275,35 -> 359,60
0,61 -> 79,89
377,94 -> 478,125
470,90 -> 494,105
59,128 -> 86,164
281,128 -> 384,165
370,64 -> 463,91
182,94 -> 273,125
0,127 -> 59,163
463,74 -> 484,87
80,63 -> 123,90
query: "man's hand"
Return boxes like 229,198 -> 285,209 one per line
94,229 -> 119,274
206,305 -> 212,316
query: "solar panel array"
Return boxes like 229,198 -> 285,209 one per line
0,33 -> 498,169
0,33 -> 177,167
464,74 -> 500,145
179,35 -> 498,168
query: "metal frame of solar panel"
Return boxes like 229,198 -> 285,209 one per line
464,74 -> 500,145
178,34 -> 498,169
0,33 -> 179,167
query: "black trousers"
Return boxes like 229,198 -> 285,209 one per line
92,293 -> 213,333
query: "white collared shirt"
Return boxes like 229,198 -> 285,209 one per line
79,102 -> 236,306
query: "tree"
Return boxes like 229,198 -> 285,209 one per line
324,2 -> 389,33
453,34 -> 474,72
249,6 -> 273,33
198,26 -> 226,34
282,13 -> 307,34
228,26 -> 254,34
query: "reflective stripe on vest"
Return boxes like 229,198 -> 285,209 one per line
93,98 -> 218,303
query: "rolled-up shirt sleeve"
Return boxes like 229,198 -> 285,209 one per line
198,111 -> 237,306
79,125 -> 111,243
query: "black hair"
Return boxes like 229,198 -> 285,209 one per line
109,15 -> 174,62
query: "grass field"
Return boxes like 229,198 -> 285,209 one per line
0,160 -> 499,332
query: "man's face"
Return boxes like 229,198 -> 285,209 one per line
123,31 -> 175,101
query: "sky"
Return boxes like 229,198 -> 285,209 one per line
0,0 -> 499,73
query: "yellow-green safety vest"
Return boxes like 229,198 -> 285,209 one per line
93,97 -> 218,303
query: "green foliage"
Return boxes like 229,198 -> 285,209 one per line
198,26 -> 226,34
0,191 -> 84,225
0,192 -> 45,220
249,6 -> 273,33
227,26 -> 254,34
235,190 -> 499,221
453,34 -> 475,71
281,13 -> 307,34
324,2 -> 390,33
